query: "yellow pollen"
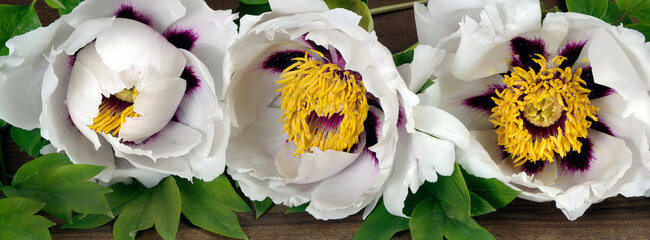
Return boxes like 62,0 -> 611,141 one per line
88,87 -> 142,136
275,50 -> 368,156
489,54 -> 599,166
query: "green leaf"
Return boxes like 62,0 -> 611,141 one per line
352,201 -> 409,240
113,177 -> 181,240
44,0 -> 84,15
253,197 -> 273,218
0,197 -> 55,240
617,0 -> 650,23
626,23 -> 650,41
238,0 -> 268,4
177,176 -> 250,239
392,47 -> 415,67
0,119 -> 7,129
10,127 -> 49,158
602,1 -> 634,25
410,198 -> 495,240
409,198 -> 443,240
566,0 -> 608,19
285,202 -> 308,214
3,153 -> 112,223
62,182 -> 143,229
421,163 -> 471,216
469,192 -> 496,217
0,3 -> 41,56
236,2 -> 271,16
461,168 -> 520,209
324,0 -> 374,31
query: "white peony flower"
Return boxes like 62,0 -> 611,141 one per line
415,0 -> 650,220
0,0 -> 237,187
225,0 -> 463,220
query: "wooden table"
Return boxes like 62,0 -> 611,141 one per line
2,0 -> 649,239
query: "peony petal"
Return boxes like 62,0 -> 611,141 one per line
275,137 -> 362,185
397,44 -> 444,93
268,0 -> 328,14
95,18 -> 186,79
381,128 -> 421,218
0,20 -> 74,130
412,105 -> 471,151
227,107 -> 289,181
64,0 -> 185,32
164,1 -> 237,97
413,131 -> 455,178
41,53 -> 117,182
119,77 -> 186,142
414,0 -> 491,47
57,17 -> 115,56
108,121 -> 201,160
552,131 -> 632,220
460,130 -> 507,179
307,150 -> 381,220
226,40 -> 311,128
587,29 -> 650,125
451,0 -> 541,81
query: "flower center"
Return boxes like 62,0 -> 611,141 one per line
275,50 -> 368,156
490,54 -> 599,166
523,93 -> 563,127
88,87 -> 142,136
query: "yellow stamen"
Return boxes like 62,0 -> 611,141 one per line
275,50 -> 368,156
88,87 -> 142,136
489,54 -> 599,166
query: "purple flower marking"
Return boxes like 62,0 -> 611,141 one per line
164,29 -> 199,51
521,160 -> 546,175
560,137 -> 594,174
463,84 -> 506,116
262,50 -> 306,73
115,5 -> 151,26
180,66 -> 201,95
510,37 -> 547,71
558,40 -> 588,68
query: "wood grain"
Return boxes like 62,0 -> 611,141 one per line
2,0 -> 649,239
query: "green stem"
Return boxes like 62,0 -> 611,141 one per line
369,0 -> 428,15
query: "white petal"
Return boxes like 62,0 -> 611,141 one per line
40,53 -> 117,182
553,131 -> 632,220
587,29 -> 650,125
119,77 -> 186,142
276,141 -> 361,185
381,129 -> 420,218
109,121 -> 201,160
307,150 -> 381,220
115,149 -> 194,182
460,130 -> 505,179
451,0 -> 541,80
0,20 -> 73,129
228,166 -> 314,207
413,105 -> 471,151
227,107 -> 288,181
65,0 -> 185,32
66,48 -> 105,150
397,44 -> 444,93
165,3 -> 237,97
109,158 -> 170,188
414,0 -> 491,47
268,0 -> 328,14
57,17 -> 115,55
225,41 -> 310,128
95,18 -> 186,79
413,131 -> 455,178
175,50 -> 222,159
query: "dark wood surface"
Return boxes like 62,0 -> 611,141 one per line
1,0 -> 649,239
